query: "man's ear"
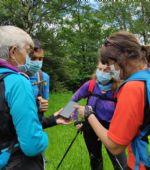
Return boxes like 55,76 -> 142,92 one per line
9,46 -> 17,58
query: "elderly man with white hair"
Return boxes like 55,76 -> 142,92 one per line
0,25 -> 48,170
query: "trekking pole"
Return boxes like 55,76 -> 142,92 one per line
114,156 -> 124,170
56,130 -> 80,170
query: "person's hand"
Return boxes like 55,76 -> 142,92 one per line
56,117 -> 71,125
74,105 -> 85,118
76,123 -> 83,130
37,96 -> 48,112
53,108 -> 72,125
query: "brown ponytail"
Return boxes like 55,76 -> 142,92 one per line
141,45 -> 150,63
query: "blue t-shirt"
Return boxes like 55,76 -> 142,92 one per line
30,71 -> 49,100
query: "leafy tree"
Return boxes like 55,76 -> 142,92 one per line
0,0 -> 150,91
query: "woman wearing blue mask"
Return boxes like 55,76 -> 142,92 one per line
71,62 -> 127,170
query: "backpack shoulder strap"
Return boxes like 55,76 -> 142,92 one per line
0,72 -> 19,156
0,72 -> 14,81
0,72 -> 15,113
88,79 -> 96,93
140,82 -> 150,132
37,70 -> 43,97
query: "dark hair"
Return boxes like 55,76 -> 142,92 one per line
141,45 -> 150,63
100,31 -> 147,66
33,39 -> 42,50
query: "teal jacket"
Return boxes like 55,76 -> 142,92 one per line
0,68 -> 48,156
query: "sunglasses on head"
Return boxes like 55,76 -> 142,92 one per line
104,38 -> 124,52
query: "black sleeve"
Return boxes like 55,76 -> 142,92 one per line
41,115 -> 57,129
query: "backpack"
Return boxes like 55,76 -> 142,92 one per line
118,69 -> 150,170
0,72 -> 18,170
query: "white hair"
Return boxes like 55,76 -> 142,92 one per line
0,25 -> 34,59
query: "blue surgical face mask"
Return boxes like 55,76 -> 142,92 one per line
96,69 -> 112,85
110,64 -> 120,80
19,55 -> 43,75
98,83 -> 112,91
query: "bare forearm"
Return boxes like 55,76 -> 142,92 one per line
88,114 -> 126,155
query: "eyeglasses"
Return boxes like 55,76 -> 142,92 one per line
104,38 -> 124,52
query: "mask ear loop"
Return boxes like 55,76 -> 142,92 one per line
18,54 -> 31,72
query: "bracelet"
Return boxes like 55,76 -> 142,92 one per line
84,105 -> 95,120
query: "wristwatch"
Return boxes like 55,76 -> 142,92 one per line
84,105 -> 95,120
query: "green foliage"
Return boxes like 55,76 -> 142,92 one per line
0,1 -> 150,91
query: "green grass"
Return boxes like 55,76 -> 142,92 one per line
44,92 -> 113,170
